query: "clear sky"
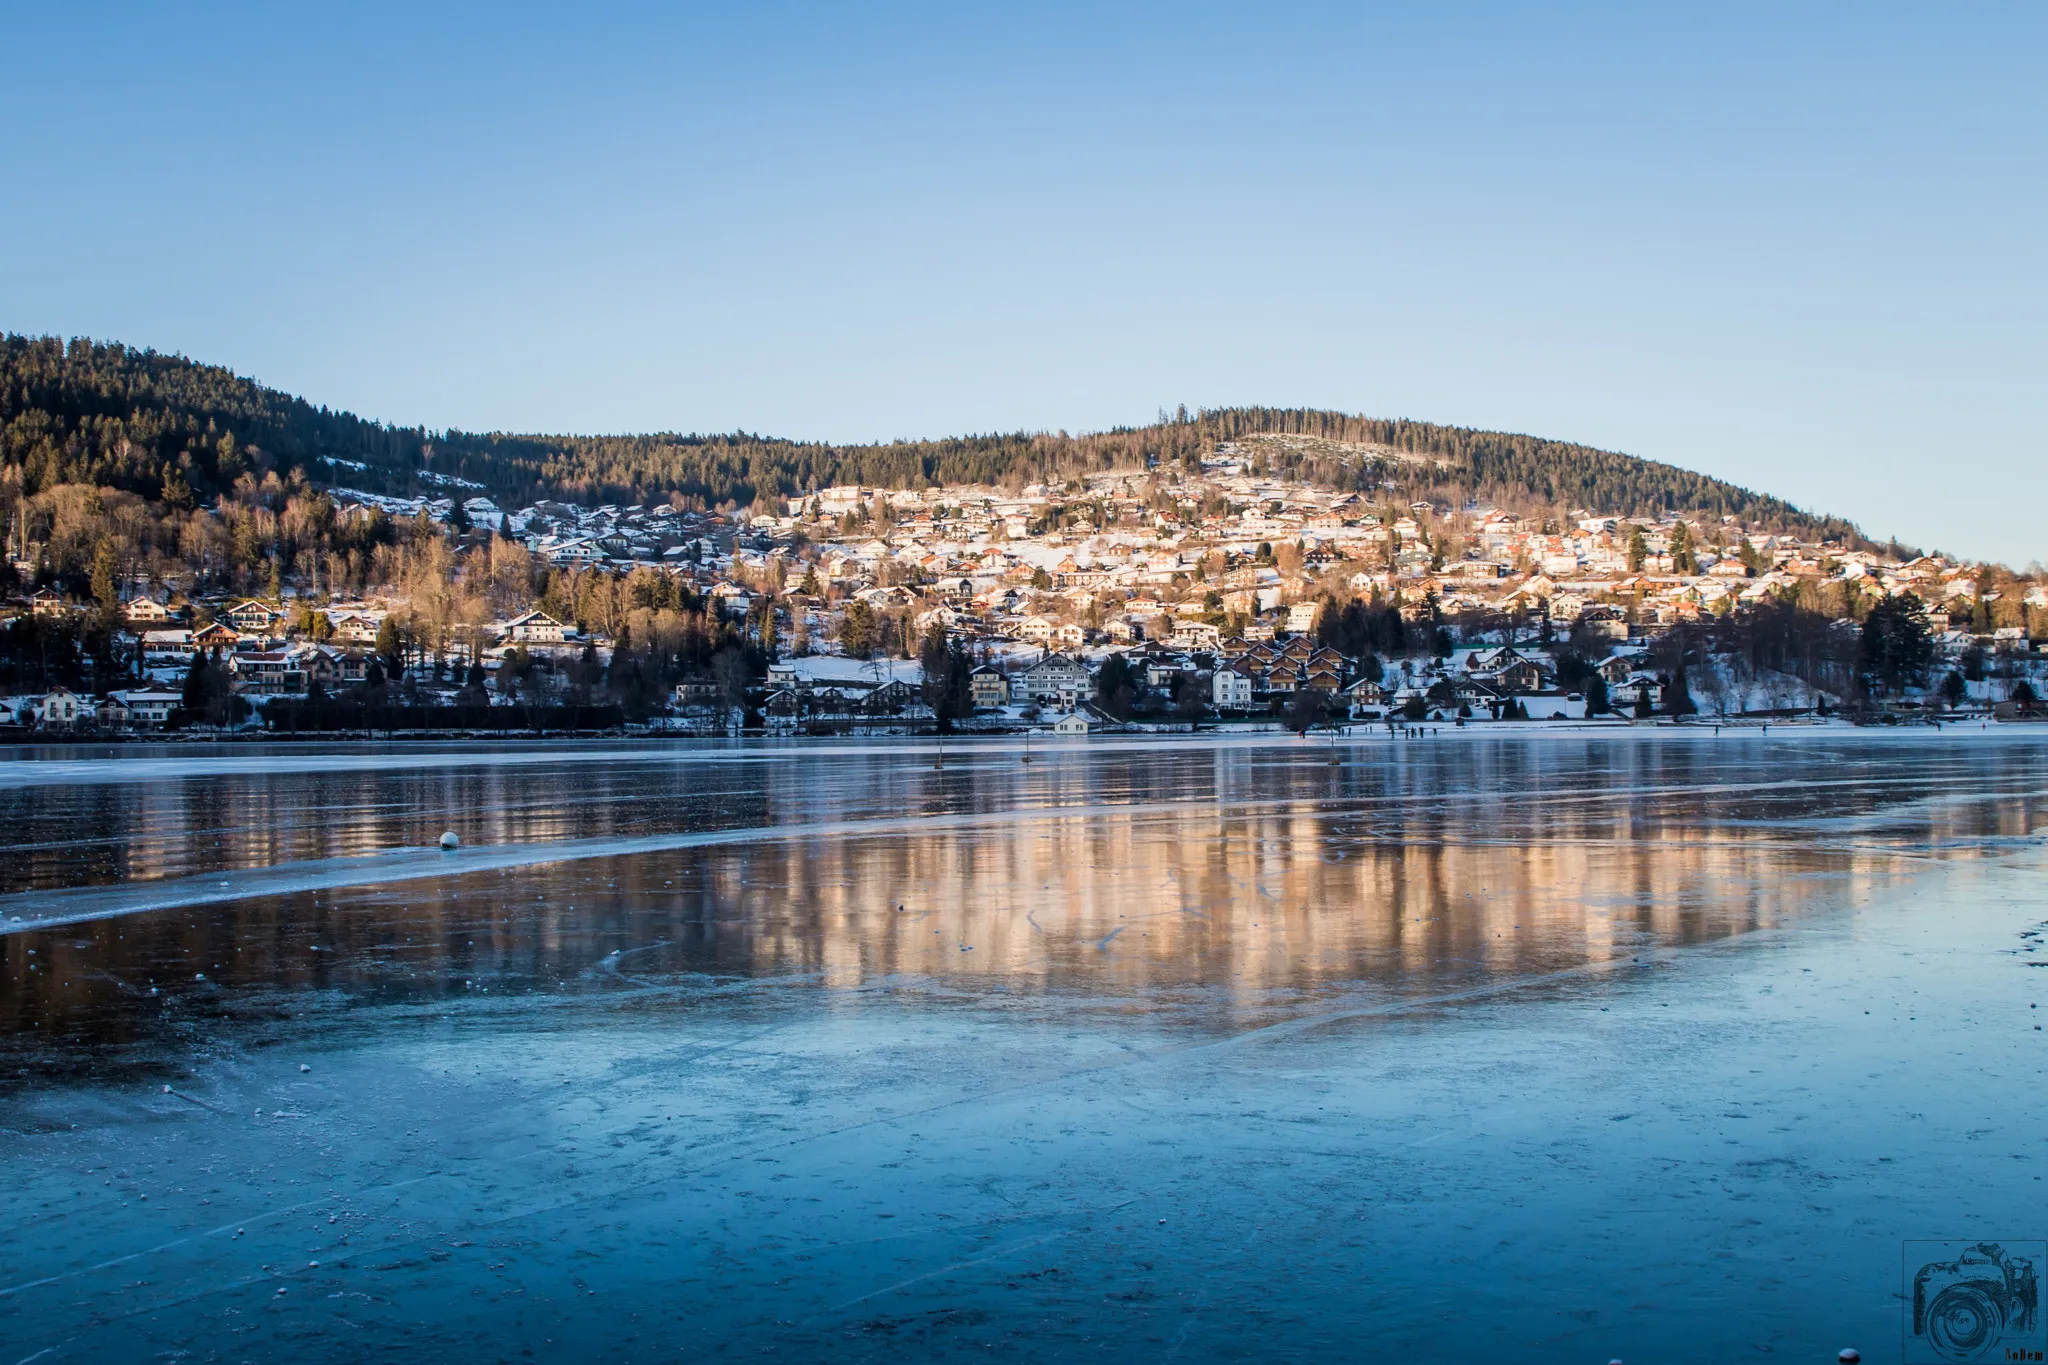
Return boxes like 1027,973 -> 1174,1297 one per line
2,3 -> 2041,562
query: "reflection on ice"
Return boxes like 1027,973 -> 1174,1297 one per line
1,732 -> 2046,1362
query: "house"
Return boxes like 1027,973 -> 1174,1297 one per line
1212,668 -> 1254,711
33,686 -> 86,730
139,628 -> 197,663
1051,710 -> 1093,735
230,650 -> 306,695
225,600 -> 286,634
1016,653 -> 1093,705
193,622 -> 242,651
1466,645 -> 1543,694
326,612 -> 382,644
29,589 -> 71,617
500,610 -> 571,645
969,665 -> 1010,709
1597,653 -> 1646,685
299,646 -> 345,690
709,583 -> 753,620
1285,601 -> 1322,633
124,597 -> 173,624
1341,677 -> 1387,718
105,688 -> 182,728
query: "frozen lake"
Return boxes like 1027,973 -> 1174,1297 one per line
3,730 -> 2047,1362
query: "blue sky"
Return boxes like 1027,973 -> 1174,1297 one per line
2,3 -> 2041,562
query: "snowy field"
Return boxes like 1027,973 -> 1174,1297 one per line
2,732 -> 2047,1361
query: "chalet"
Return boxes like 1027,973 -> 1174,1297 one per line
193,622 -> 242,651
123,597 -> 173,624
1051,710 -> 1093,735
226,600 -> 286,634
29,589 -> 71,617
1475,657 -> 1543,695
500,610 -> 571,645
1597,653 -> 1648,685
1340,677 -> 1386,718
327,611 -> 382,644
299,646 -> 348,689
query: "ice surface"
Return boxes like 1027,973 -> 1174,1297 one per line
2,731 -> 2046,1361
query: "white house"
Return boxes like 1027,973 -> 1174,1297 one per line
33,686 -> 86,730
1016,653 -> 1093,705
500,610 -> 571,645
105,688 -> 182,727
1212,668 -> 1254,710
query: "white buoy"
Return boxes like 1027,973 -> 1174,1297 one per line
439,831 -> 460,850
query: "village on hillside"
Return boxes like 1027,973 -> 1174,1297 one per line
3,443 -> 2045,736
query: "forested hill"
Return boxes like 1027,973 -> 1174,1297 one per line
1,334 -> 1867,543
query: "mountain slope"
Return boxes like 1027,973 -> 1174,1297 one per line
0,334 -> 1869,544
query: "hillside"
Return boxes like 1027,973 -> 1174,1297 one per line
1,334 -> 1869,544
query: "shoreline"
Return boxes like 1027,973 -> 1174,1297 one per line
0,716 -> 2041,789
